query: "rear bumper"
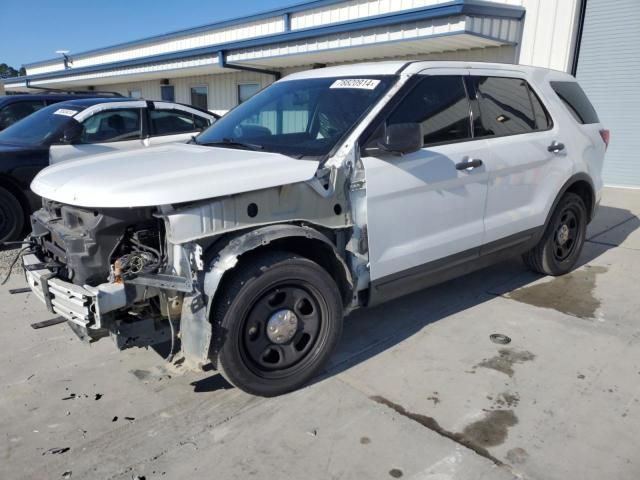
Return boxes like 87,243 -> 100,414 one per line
23,253 -> 127,329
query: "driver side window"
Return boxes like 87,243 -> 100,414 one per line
80,109 -> 141,143
388,75 -> 472,146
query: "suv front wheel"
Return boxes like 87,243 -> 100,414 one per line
212,251 -> 343,397
523,192 -> 587,276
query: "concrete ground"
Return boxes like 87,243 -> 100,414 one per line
1,186 -> 639,480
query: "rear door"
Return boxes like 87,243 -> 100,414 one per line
466,72 -> 566,247
49,106 -> 145,163
362,70 -> 490,284
147,102 -> 213,146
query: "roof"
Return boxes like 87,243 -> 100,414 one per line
23,0 -> 524,70
283,61 -> 571,81
0,93 -> 123,105
53,97 -> 138,108
7,0 -> 525,88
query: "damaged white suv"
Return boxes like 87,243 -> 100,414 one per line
23,61 -> 607,396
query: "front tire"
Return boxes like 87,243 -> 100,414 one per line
0,187 -> 25,244
523,192 -> 587,276
212,251 -> 343,397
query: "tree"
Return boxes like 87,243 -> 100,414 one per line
0,64 -> 22,79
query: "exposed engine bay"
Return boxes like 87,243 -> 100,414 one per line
28,200 -> 185,351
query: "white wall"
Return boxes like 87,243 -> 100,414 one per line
516,0 -> 581,72
107,70 -> 275,115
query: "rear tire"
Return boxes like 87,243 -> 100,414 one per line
522,192 -> 587,276
212,251 -> 343,397
0,187 -> 25,244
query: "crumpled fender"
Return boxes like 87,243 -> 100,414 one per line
180,224 -> 352,369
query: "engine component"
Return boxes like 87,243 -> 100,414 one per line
111,229 -> 164,281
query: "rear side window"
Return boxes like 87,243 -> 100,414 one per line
550,81 -> 599,124
388,75 -> 471,145
470,76 -> 541,137
150,109 -> 197,135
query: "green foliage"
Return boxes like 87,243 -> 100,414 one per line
0,63 -> 23,79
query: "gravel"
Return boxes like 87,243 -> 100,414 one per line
0,246 -> 25,275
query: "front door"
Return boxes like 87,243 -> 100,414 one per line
362,72 -> 489,286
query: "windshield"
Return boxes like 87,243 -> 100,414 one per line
196,76 -> 395,158
0,103 -> 81,146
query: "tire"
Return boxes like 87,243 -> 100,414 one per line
523,192 -> 587,276
0,187 -> 25,244
212,251 -> 343,397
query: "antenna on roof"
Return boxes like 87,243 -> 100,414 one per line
55,50 -> 73,69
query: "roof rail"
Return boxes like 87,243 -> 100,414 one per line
24,85 -> 124,97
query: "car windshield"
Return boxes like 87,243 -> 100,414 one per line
195,76 -> 395,158
0,103 -> 81,146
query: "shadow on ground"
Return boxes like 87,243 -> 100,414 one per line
318,204 -> 639,382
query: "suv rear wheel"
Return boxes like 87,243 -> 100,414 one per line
212,251 -> 343,397
0,187 -> 25,244
523,192 -> 587,276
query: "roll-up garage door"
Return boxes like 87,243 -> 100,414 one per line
575,0 -> 640,187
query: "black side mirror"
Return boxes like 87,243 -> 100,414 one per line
380,123 -> 423,155
62,121 -> 83,144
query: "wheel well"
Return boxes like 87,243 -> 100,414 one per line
0,176 -> 29,222
213,235 -> 352,308
565,180 -> 595,222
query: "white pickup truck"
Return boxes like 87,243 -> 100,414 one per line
23,61 -> 607,396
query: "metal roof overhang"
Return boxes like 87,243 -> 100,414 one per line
4,0 -> 524,90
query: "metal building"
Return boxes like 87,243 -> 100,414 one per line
2,0 -> 636,186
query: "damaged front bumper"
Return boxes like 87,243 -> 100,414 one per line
23,253 -> 128,331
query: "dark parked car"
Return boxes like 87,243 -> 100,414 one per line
0,91 -> 123,131
0,97 -> 217,243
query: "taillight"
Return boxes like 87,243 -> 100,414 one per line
600,129 -> 610,150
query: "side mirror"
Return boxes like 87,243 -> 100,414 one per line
62,121 -> 83,144
380,123 -> 423,155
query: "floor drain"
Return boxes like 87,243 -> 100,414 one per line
490,334 -> 511,345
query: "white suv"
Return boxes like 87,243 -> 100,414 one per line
22,61 -> 607,396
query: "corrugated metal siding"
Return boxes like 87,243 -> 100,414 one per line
576,0 -> 640,187
289,0 -> 522,29
106,71 -> 274,114
26,16 -> 284,76
516,0 -> 580,72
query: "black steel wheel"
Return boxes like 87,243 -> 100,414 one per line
0,187 -> 25,244
213,251 -> 343,396
523,192 -> 587,276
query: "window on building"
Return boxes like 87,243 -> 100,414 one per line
387,75 -> 472,145
0,100 -> 46,130
160,85 -> 175,102
470,76 -> 538,137
80,109 -> 141,143
128,89 -> 142,99
550,81 -> 599,124
190,86 -> 208,110
238,83 -> 260,104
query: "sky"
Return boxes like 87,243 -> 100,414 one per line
0,0 -> 304,68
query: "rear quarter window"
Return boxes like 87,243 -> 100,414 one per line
550,81 -> 599,124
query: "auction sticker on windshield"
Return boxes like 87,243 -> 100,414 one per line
53,109 -> 78,117
330,79 -> 381,90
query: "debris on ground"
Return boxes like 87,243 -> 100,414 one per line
43,447 -> 70,455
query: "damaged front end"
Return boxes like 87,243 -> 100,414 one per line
25,200 -> 196,353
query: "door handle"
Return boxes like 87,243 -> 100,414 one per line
548,141 -> 565,153
455,158 -> 483,170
